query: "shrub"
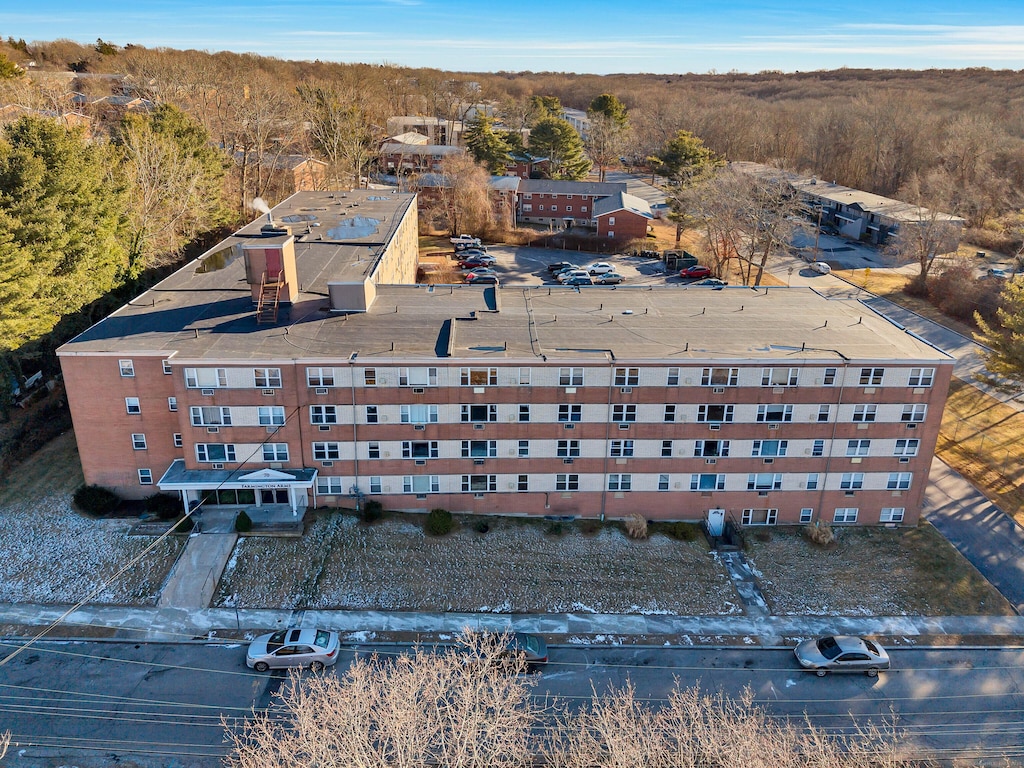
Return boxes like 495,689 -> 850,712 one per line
544,520 -> 565,536
804,520 -> 836,547
426,508 -> 453,536
624,513 -> 648,540
173,515 -> 195,534
664,522 -> 701,541
362,500 -> 384,524
473,518 -> 490,533
235,509 -> 253,533
73,484 -> 121,517
145,492 -> 181,520
579,518 -> 603,536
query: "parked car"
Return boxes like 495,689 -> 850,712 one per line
466,273 -> 499,285
463,268 -> 497,280
547,261 -> 578,273
457,249 -> 488,259
246,628 -> 340,672
504,632 -> 548,664
551,266 -> 582,280
811,261 -> 832,274
563,275 -> 594,286
459,256 -> 497,269
584,262 -> 616,275
794,635 -> 890,677
694,278 -> 728,287
679,265 -> 712,279
987,267 -> 1010,279
593,272 -> 624,285
557,269 -> 591,283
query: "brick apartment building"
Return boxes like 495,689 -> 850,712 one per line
58,191 -> 952,529
517,179 -> 627,229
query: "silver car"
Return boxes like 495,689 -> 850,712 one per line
246,628 -> 340,672
794,635 -> 890,676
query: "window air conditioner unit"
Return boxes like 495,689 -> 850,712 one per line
319,425 -> 331,431
415,460 -> 426,466
618,423 -> 630,430
564,423 -> 575,429
474,493 -> 485,499
768,423 -> 780,430
212,463 -> 224,469
713,387 -> 725,394
758,491 -> 768,497
845,491 -> 855,497
473,423 -> 485,430
315,387 -> 328,395
266,426 -> 278,434
207,426 -> 219,433
709,424 -> 721,431
773,387 -> 785,394
564,387 -> 577,394
322,461 -> 334,467
474,459 -> 485,465
414,424 -> 426,431
201,388 -> 215,396
906,423 -> 917,429
763,458 -> 774,464
262,389 -> 275,396
563,458 -> 574,464
899,457 -> 910,463
416,494 -> 427,499
620,387 -> 632,394
706,458 -> 716,465
413,388 -> 425,394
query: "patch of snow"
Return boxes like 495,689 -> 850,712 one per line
343,631 -> 377,643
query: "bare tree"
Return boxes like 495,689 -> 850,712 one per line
889,171 -> 965,291
417,154 -> 495,237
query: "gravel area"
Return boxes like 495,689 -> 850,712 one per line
215,513 -> 740,615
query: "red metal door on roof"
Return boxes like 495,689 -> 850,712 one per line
266,248 -> 283,279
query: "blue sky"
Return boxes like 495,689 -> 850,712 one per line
3,1 -> 1023,74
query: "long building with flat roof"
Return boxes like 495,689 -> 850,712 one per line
58,191 -> 953,531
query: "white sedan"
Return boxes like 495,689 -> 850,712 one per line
584,262 -> 616,275
811,261 -> 832,274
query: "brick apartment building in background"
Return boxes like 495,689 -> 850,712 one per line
58,191 -> 953,529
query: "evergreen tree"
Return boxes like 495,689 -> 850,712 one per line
975,278 -> 1024,382
528,117 -> 591,181
528,95 -> 562,123
588,93 -> 628,128
0,53 -> 23,79
463,115 -> 512,175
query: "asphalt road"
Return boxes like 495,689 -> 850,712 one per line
2,641 -> 1023,766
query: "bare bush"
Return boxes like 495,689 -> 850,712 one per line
804,520 -> 837,547
624,513 -> 648,540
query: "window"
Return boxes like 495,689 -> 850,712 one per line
557,404 -> 582,422
196,444 -> 236,462
663,404 -> 676,422
462,475 -> 497,492
399,367 -> 438,387
403,440 -> 439,459
317,476 -> 344,495
742,509 -> 778,525
817,405 -> 831,422
461,367 -> 497,386
559,367 -> 584,386
800,508 -> 814,523
908,367 -> 934,387
461,440 -> 496,458
614,367 -> 639,386
254,367 -> 282,388
367,442 -> 380,459
307,367 -> 336,387
752,439 -> 788,457
402,404 -> 439,424
125,397 -> 141,415
880,507 -> 906,522
901,404 -> 927,422
834,507 -> 859,524
162,360 -> 172,375
658,474 -> 670,491
691,474 -> 726,491
312,442 -> 341,461
366,406 -> 379,423
661,440 -> 674,457
185,367 -> 227,388
460,404 -> 497,423
518,440 -> 530,457
556,474 -> 579,491
756,404 -> 793,423
310,405 -> 338,425
369,477 -> 383,494
667,367 -> 680,386
806,473 -> 820,490
131,433 -> 147,450
822,367 -> 837,386
694,440 -> 729,458
811,439 -> 825,457
852,404 -> 877,423
859,367 -> 884,386
363,368 -> 377,386
610,440 -> 634,457
518,368 -> 531,385
517,474 -> 529,492
138,468 -> 153,485
518,404 -> 531,422
887,472 -> 912,490
894,439 -> 920,457
840,473 -> 864,490
404,475 -> 440,494
258,406 -> 285,426
697,405 -> 734,422
557,440 -> 581,458
119,359 -> 135,377
701,367 -> 738,386
612,404 -> 637,422
761,368 -> 798,387
846,439 -> 871,457
190,406 -> 231,426
167,397 -> 178,412
608,474 -> 632,491
746,473 -> 783,491
173,433 -> 183,448
262,443 -> 289,461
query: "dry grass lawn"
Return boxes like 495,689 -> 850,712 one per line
746,523 -> 1015,616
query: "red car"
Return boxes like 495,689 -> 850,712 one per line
680,265 -> 712,279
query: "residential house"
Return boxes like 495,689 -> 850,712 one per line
594,191 -> 654,241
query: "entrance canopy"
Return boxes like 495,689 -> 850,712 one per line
158,459 -> 317,513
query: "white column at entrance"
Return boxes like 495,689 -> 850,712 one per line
288,485 -> 297,516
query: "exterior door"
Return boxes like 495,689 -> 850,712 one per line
706,508 -> 726,537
